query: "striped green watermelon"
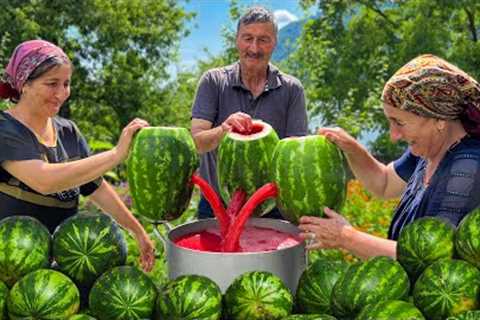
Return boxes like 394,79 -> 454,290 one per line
331,256 -> 410,319
52,212 -> 127,288
127,127 -> 199,221
155,274 -> 222,320
7,269 -> 80,319
295,258 -> 348,314
68,314 -> 96,320
271,135 -> 347,223
455,208 -> 480,268
397,217 -> 455,281
0,216 -> 51,287
413,259 -> 480,320
0,280 -> 7,320
356,300 -> 424,320
283,315 -> 337,320
89,266 -> 157,320
217,119 -> 279,215
224,271 -> 293,320
447,310 -> 480,320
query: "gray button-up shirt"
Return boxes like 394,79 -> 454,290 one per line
192,62 -> 308,194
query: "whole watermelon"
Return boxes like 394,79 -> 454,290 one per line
447,310 -> 480,320
224,271 -> 293,320
356,300 -> 425,320
7,269 -> 80,319
0,216 -> 51,287
52,212 -> 127,288
155,274 -> 222,320
331,256 -> 410,319
283,315 -> 337,320
397,217 -> 455,281
271,135 -> 347,223
89,266 -> 157,320
455,208 -> 480,268
127,127 -> 199,221
217,119 -> 279,215
0,280 -> 7,320
413,259 -> 480,320
295,258 -> 348,314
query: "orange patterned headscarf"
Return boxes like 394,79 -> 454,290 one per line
382,54 -> 480,137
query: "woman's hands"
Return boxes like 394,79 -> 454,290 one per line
298,207 -> 351,250
317,127 -> 361,155
114,118 -> 150,163
133,229 -> 155,272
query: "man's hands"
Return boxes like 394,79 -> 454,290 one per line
221,112 -> 253,134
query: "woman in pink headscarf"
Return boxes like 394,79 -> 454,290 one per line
0,40 -> 154,271
298,54 -> 480,259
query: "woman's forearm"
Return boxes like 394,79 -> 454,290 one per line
340,225 -> 397,260
89,181 -> 145,235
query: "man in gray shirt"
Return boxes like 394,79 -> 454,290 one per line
191,6 -> 308,219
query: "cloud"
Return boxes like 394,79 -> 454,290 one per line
274,10 -> 299,29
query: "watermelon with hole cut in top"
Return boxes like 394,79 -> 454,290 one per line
271,135 -> 347,223
127,127 -> 199,221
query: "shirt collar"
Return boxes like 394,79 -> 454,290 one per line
231,62 -> 282,91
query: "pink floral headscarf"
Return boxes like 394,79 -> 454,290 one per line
382,54 -> 480,138
0,40 -> 69,101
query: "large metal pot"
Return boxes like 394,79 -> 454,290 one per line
158,218 -> 306,293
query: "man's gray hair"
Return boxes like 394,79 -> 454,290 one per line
236,6 -> 278,37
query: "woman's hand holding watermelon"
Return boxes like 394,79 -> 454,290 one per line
298,207 -> 351,250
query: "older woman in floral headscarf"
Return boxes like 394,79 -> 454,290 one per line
0,40 -> 154,271
298,54 -> 480,259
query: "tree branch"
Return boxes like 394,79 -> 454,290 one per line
359,0 -> 398,29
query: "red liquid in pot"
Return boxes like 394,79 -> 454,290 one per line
174,226 -> 301,253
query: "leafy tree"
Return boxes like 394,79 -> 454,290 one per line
0,0 -> 194,144
290,0 -> 480,159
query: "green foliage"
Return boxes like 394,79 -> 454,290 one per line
290,0 -> 480,158
0,0 -> 194,145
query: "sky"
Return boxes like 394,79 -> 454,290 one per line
178,0 -> 308,69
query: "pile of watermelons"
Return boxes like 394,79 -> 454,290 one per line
2,209 -> 480,319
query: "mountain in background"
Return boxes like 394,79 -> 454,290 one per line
272,18 -> 305,62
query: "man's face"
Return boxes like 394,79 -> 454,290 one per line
236,22 -> 277,71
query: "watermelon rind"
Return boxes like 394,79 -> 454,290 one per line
217,119 -> 279,216
0,216 -> 51,287
7,269 -> 80,320
127,126 -> 199,222
155,274 -> 222,320
53,212 -> 127,288
271,135 -> 347,223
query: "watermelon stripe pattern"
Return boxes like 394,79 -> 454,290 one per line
68,315 -> 96,320
89,266 -> 157,320
446,310 -> 480,320
455,208 -> 480,268
271,135 -> 347,223
7,269 -> 80,319
0,280 -> 7,320
127,127 -> 199,221
283,315 -> 337,320
0,216 -> 51,287
224,271 -> 293,320
331,256 -> 410,319
397,217 -> 455,281
155,275 -> 222,320
296,259 -> 348,314
217,120 -> 279,216
413,259 -> 480,320
356,300 -> 425,320
53,213 -> 127,287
